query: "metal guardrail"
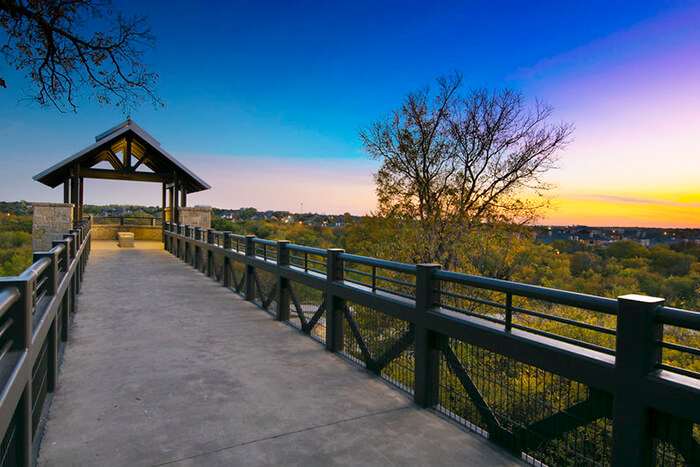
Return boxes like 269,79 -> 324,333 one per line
92,216 -> 161,226
0,219 -> 91,467
165,221 -> 699,466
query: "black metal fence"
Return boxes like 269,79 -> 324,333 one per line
0,219 -> 91,467
165,222 -> 699,466
92,216 -> 161,226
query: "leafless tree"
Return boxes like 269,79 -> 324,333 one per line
0,0 -> 161,112
359,72 -> 574,265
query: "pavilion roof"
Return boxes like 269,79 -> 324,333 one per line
33,119 -> 210,193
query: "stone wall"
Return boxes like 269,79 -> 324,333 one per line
32,202 -> 74,251
178,207 -> 211,230
92,225 -> 163,241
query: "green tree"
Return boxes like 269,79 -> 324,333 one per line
605,240 -> 648,259
649,245 -> 695,276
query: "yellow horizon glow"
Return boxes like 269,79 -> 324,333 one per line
537,191 -> 700,228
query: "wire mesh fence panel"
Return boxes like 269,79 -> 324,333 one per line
231,261 -> 246,295
252,268 -> 277,315
652,415 -> 699,466
209,251 -> 224,283
288,280 -> 326,344
0,409 -> 19,467
31,337 -> 50,435
437,338 -> 613,466
342,301 -> 415,394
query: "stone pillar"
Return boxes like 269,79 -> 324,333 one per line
178,207 -> 211,230
32,202 -> 74,251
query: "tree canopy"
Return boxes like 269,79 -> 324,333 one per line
0,0 -> 160,112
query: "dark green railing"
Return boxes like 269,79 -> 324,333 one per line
165,221 -> 699,466
0,219 -> 91,466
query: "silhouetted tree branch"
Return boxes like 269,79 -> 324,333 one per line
0,0 -> 161,112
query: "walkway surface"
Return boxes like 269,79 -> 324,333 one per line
38,241 -> 519,466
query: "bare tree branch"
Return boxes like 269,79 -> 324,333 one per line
0,0 -> 161,112
358,73 -> 574,264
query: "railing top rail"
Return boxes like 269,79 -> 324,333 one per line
0,287 -> 20,320
338,252 -> 417,275
253,238 -> 277,246
50,244 -> 66,255
288,244 -> 326,256
20,256 -> 52,280
656,306 -> 700,331
231,233 -> 246,241
435,270 -> 618,315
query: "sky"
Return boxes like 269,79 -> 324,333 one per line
0,0 -> 698,227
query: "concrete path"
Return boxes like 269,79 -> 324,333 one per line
38,241 -> 519,466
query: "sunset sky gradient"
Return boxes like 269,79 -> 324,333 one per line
0,1 -> 698,227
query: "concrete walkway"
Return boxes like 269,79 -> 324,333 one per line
38,241 -> 519,466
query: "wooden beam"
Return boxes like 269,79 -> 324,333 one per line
79,168 -> 172,183
132,152 -> 150,170
124,137 -> 132,168
105,150 -> 124,171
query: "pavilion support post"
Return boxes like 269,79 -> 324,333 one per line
168,186 -> 174,223
181,182 -> 187,207
173,173 -> 179,224
78,176 -> 84,221
70,166 -> 79,222
63,180 -> 69,203
162,182 -> 167,243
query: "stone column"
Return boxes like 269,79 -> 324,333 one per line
32,202 -> 74,251
178,207 -> 211,230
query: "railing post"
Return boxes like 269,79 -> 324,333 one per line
66,232 -> 79,294
176,224 -> 182,259
184,226 -> 191,263
194,228 -> 203,270
223,232 -> 233,288
276,241 -> 291,322
244,235 -> 256,301
325,248 -> 345,352
414,263 -> 442,408
612,294 -> 665,467
206,229 -> 215,277
164,222 -> 170,250
53,240 -> 71,341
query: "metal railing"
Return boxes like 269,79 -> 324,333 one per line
0,219 -> 91,467
164,222 -> 700,466
92,216 -> 161,226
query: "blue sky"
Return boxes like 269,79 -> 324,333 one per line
1,0 -> 699,226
